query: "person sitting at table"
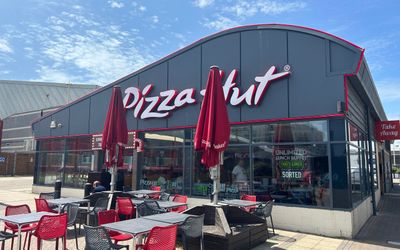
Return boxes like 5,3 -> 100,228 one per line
93,181 -> 106,193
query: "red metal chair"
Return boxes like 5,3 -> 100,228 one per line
136,224 -> 177,250
171,194 -> 188,213
149,186 -> 161,199
240,194 -> 257,212
117,197 -> 136,220
3,204 -> 37,250
98,210 -> 133,244
34,198 -> 58,213
29,213 -> 68,250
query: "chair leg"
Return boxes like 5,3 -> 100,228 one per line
63,235 -> 67,250
200,234 -> 204,250
37,239 -> 40,250
28,232 -> 32,250
74,224 -> 79,249
11,236 -> 14,250
23,232 -> 28,249
56,237 -> 59,250
270,216 -> 275,235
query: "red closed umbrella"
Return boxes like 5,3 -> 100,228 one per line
194,65 -> 230,204
102,85 -> 128,192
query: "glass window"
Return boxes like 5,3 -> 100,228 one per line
139,147 -> 184,194
192,146 -> 250,199
266,144 -> 330,207
349,145 -> 362,205
66,136 -> 92,151
142,130 -> 185,147
64,151 -> 94,188
252,121 -> 328,144
36,152 -> 64,185
229,126 -> 250,145
38,139 -> 65,151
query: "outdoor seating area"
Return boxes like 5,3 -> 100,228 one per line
0,187 -> 276,249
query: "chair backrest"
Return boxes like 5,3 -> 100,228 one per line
35,198 -> 53,212
35,214 -> 67,240
171,195 -> 188,213
97,209 -> 119,225
116,197 -> 134,215
137,201 -> 164,217
180,214 -> 205,238
93,197 -> 109,213
39,192 -> 55,200
149,186 -> 161,199
240,194 -> 256,202
160,192 -> 170,201
84,226 -> 114,250
84,192 -> 108,206
61,203 -> 80,225
143,225 -> 177,250
262,200 -> 274,217
5,204 -> 31,230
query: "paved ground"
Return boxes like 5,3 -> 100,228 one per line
0,176 -> 399,250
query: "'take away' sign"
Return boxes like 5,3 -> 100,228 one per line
375,120 -> 400,141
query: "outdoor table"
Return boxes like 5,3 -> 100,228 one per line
0,211 -> 54,250
47,197 -> 89,213
142,212 -> 195,224
131,199 -> 188,217
47,197 -> 90,224
219,199 -> 261,208
128,189 -> 161,198
102,217 -> 171,247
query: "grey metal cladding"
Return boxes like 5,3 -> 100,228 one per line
241,29 -> 289,121
329,41 -> 358,74
201,33 -> 241,122
167,47 -> 201,127
89,88 -> 112,133
288,31 -> 347,117
348,80 -> 367,131
50,109 -> 70,137
137,62 -> 168,130
69,98 -> 91,135
0,80 -> 97,119
119,76 -> 139,131
32,116 -> 52,138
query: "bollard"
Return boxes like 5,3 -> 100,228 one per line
54,180 -> 62,199
84,183 -> 92,197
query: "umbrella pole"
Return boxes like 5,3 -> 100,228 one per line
110,145 -> 118,193
211,152 -> 223,205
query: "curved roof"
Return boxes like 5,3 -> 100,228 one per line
0,80 -> 99,119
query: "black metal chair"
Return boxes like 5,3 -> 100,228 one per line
39,192 -> 55,200
79,197 -> 109,230
136,201 -> 167,217
83,225 -> 129,250
61,203 -> 80,249
252,200 -> 275,237
159,192 -> 171,201
179,214 -> 205,250
0,231 -> 16,250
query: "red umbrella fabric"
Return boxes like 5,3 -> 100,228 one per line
194,66 -> 230,168
101,86 -> 128,168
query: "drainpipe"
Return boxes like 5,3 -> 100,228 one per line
367,110 -> 377,216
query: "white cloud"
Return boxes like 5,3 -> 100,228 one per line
193,0 -> 214,8
139,6 -> 146,11
203,15 -> 239,30
151,15 -> 159,24
108,1 -> 124,8
224,0 -> 306,18
376,79 -> 400,102
0,39 -> 13,53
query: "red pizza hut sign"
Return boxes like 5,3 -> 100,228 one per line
123,66 -> 290,119
375,120 -> 400,141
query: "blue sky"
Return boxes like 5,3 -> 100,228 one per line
0,0 -> 399,124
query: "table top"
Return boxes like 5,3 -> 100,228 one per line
219,199 -> 261,207
47,197 -> 89,205
0,212 -> 55,225
142,212 -> 194,224
129,190 -> 161,195
131,199 -> 187,209
102,217 -> 170,235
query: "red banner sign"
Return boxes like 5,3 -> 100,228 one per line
375,120 -> 400,141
